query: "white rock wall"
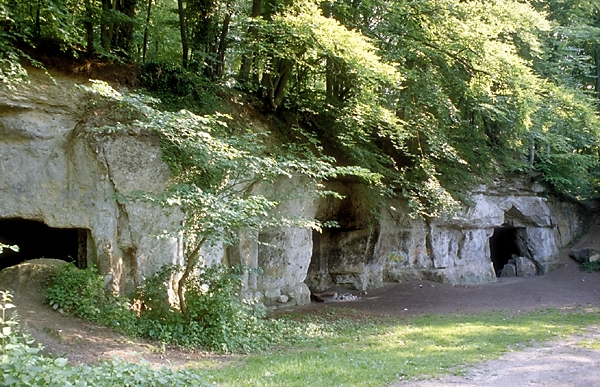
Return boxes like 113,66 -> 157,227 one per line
0,72 -> 587,307
0,73 -> 182,294
308,178 -> 586,292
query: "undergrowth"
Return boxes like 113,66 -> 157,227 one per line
43,264 -> 337,353
581,260 -> 600,272
0,290 -> 211,386
9,278 -> 600,387
139,61 -> 222,115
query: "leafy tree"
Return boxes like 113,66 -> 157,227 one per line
85,81 -> 378,313
138,0 -> 182,63
366,0 -> 599,203
534,0 -> 600,104
0,243 -> 18,255
1,0 -> 599,212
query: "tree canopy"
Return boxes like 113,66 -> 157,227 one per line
1,0 -> 599,214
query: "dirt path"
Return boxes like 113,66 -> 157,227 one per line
391,326 -> 600,387
1,222 -> 600,386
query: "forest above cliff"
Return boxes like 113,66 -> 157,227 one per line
2,0 -> 600,216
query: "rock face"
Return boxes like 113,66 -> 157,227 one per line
0,72 -> 183,294
0,72 -> 589,307
305,180 -> 587,293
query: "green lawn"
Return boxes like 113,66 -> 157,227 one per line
198,308 -> 600,387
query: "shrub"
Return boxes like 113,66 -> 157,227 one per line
581,260 -> 600,273
44,263 -> 137,327
1,290 -> 211,387
134,264 -> 275,352
44,264 -> 110,320
43,263 -> 281,352
139,60 -> 222,114
182,265 -> 271,352
42,263 -> 347,353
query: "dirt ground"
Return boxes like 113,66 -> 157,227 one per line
391,326 -> 600,387
1,222 -> 600,386
301,222 -> 600,318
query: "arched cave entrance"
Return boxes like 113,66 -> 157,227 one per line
0,218 -> 88,271
489,226 -> 521,276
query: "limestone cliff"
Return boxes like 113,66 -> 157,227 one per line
0,71 -> 589,307
0,70 -> 182,294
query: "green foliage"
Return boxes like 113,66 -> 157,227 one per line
133,263 -> 341,352
85,81 -> 372,247
0,0 -> 84,87
0,0 -> 32,90
366,0 -> 599,204
84,80 -> 380,316
0,290 -> 17,346
0,243 -> 18,255
0,291 -> 211,386
41,263 -> 346,353
130,264 -> 272,352
44,264 -> 116,321
182,265 -> 265,351
139,60 -> 222,114
2,0 -> 599,211
1,350 -> 210,387
581,260 -> 600,272
531,83 -> 600,199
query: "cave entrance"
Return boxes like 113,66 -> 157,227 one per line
0,218 -> 88,271
489,226 -> 522,276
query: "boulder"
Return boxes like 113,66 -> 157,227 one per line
570,248 -> 592,263
499,263 -> 517,277
570,248 -> 600,264
514,256 -> 537,276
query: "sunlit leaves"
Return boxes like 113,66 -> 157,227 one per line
370,0 -> 599,202
0,243 -> 19,255
85,81 -> 378,256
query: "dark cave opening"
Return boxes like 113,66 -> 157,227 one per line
489,227 -> 521,276
0,218 -> 88,271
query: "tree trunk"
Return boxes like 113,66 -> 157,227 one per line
120,0 -> 137,52
326,56 -> 334,100
85,0 -> 94,55
215,12 -> 231,78
100,0 -> 117,51
34,1 -> 41,39
177,0 -> 189,68
272,59 -> 294,109
263,58 -> 294,110
204,10 -> 231,80
529,135 -> 535,167
177,237 -> 206,315
595,48 -> 600,112
142,0 -> 152,62
238,0 -> 262,83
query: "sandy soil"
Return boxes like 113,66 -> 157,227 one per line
1,222 -> 600,386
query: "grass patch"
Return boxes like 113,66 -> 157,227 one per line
578,339 -> 600,350
581,260 -> 600,272
201,308 -> 600,387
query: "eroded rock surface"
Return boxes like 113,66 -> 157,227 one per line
0,72 -> 182,294
0,71 -> 589,307
305,180 -> 587,293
